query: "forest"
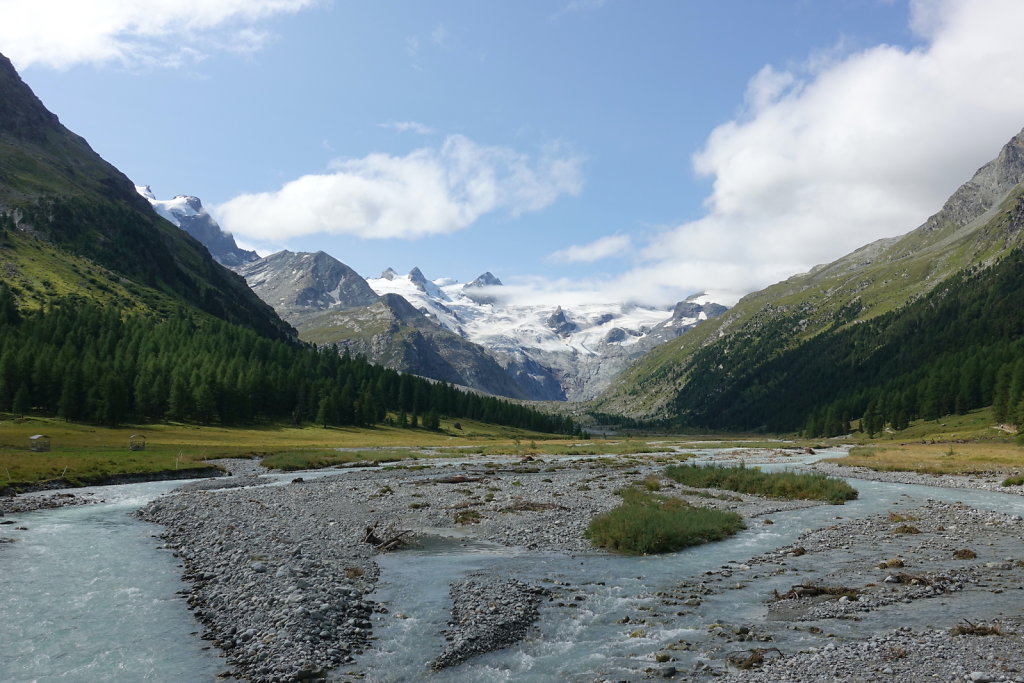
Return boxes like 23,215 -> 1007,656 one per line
0,288 -> 583,436
670,247 -> 1024,437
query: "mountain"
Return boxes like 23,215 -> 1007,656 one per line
234,251 -> 556,399
364,268 -> 725,400
301,293 -> 547,400
233,250 -> 724,401
0,51 -> 293,340
136,187 -> 258,267
597,127 -> 1024,431
234,250 -> 380,328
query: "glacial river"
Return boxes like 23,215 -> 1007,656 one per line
3,452 -> 1024,682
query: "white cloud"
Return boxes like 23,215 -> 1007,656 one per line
612,0 -> 1024,305
379,121 -> 435,135
213,134 -> 583,241
547,234 -> 632,263
0,0 -> 316,70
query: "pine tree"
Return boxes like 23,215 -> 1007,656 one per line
12,382 -> 29,417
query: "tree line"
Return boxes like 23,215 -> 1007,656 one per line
0,290 -> 583,436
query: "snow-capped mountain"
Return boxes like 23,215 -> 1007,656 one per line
365,267 -> 725,400
139,185 -> 726,400
136,186 -> 258,267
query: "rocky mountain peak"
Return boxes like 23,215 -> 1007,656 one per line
235,250 -> 379,324
408,266 -> 429,287
919,126 -> 1024,235
380,267 -> 398,280
137,187 -> 258,268
466,272 -> 503,288
546,306 -> 577,337
175,194 -> 203,212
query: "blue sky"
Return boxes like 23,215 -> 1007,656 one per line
5,0 -> 1024,305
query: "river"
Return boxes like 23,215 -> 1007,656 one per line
2,451 -> 1023,681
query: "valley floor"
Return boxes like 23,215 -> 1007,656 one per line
113,450 -> 1024,680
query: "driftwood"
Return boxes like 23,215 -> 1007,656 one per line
362,524 -> 411,552
773,583 -> 859,600
423,475 -> 487,484
950,619 -> 1002,636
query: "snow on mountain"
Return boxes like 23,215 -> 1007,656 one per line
135,186 -> 258,267
364,267 -> 724,400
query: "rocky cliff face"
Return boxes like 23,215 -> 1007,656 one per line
234,250 -> 380,328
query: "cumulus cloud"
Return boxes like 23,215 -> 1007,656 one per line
607,0 -> 1024,306
0,0 -> 316,70
547,234 -> 632,263
214,135 -> 583,241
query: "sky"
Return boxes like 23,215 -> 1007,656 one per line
4,0 -> 1024,306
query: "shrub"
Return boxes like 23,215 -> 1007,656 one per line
454,510 -> 482,525
664,463 -> 857,504
586,489 -> 744,555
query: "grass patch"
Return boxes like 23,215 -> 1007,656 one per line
829,438 -> 1024,477
949,620 -> 1002,637
585,487 -> 745,555
664,463 -> 857,504
454,510 -> 482,525
887,511 -> 919,523
1003,475 -> 1024,486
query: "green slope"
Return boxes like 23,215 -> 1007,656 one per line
0,52 -> 293,340
597,128 -> 1024,427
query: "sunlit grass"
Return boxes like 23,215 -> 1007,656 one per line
828,442 -> 1024,476
0,414 -> 572,486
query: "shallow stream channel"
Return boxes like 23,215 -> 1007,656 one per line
3,449 -> 1024,681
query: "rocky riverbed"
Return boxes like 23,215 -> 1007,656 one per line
133,450 -> 1024,681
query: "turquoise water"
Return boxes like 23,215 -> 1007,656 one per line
0,482 -> 226,682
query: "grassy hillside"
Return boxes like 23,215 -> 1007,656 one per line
598,131 -> 1024,427
0,52 -> 292,340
